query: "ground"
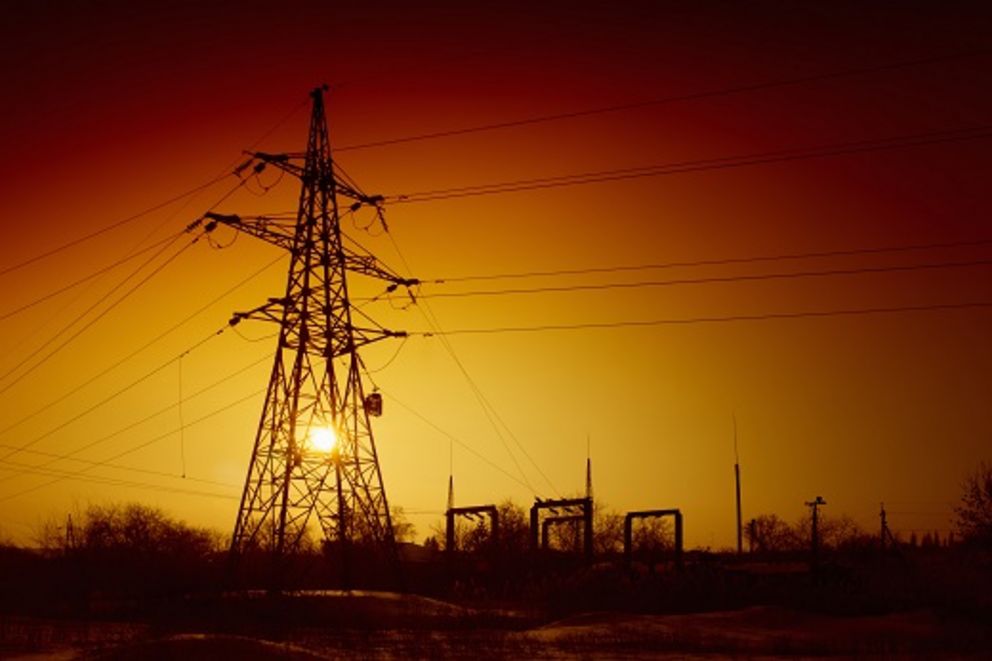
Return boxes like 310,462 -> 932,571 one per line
2,592 -> 990,659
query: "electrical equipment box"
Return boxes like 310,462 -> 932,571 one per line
364,392 -> 383,417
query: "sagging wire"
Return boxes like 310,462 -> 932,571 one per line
231,324 -> 279,343
0,319 -> 231,468
239,158 -> 286,197
0,222 -> 209,397
348,194 -> 388,236
351,209 -> 385,236
362,335 -> 409,375
207,225 -> 240,249
387,281 -> 420,310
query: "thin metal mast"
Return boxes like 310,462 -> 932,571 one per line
734,414 -> 742,554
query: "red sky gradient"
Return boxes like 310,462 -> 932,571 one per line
1,1 -> 990,548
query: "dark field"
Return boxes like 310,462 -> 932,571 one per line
3,546 -> 992,659
2,598 -> 991,659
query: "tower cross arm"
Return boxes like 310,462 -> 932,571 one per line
204,212 -> 296,251
249,152 -> 373,203
202,214 -> 417,289
344,327 -> 408,356
227,297 -> 409,348
343,248 -> 419,287
227,297 -> 290,327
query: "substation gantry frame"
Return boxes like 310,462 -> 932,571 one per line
445,504 -> 499,554
623,508 -> 684,571
530,497 -> 593,561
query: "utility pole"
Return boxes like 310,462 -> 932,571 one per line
222,86 -> 416,588
805,496 -> 826,570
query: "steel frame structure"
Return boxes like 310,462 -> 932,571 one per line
220,86 -> 413,580
541,514 -> 585,552
623,508 -> 683,571
530,497 -> 593,561
445,504 -> 499,554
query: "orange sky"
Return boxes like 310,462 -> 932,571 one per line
1,1 -> 991,549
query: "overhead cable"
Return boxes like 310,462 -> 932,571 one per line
410,301 -> 992,336
387,126 -> 992,203
404,258 -> 992,301
336,49 -> 991,152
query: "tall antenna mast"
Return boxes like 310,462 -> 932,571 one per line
218,86 -> 416,586
585,434 -> 593,500
733,413 -> 743,555
447,439 -> 455,512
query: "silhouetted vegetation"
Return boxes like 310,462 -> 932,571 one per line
2,499 -> 992,657
956,460 -> 992,547
744,511 -> 874,554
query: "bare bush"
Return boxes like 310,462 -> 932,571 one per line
747,514 -> 802,552
955,461 -> 992,547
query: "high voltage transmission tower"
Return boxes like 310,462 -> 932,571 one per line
209,86 -> 416,586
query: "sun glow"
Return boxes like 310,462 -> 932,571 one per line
308,426 -> 338,453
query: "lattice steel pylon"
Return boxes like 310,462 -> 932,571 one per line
214,86 -> 415,584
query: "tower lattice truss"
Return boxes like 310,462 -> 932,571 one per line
213,87 -> 415,557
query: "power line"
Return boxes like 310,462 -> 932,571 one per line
425,237 -> 992,284
0,94 -> 306,282
411,301 -> 992,336
1,188 -> 212,371
0,233 -> 181,322
419,302 -> 542,495
0,457 -> 237,501
381,390 -> 536,493
0,178 -> 254,397
377,229 -> 537,493
0,172 -> 231,278
0,444 -> 236,490
0,388 -> 262,504
2,351 -> 272,481
381,229 -> 558,497
0,231 -> 194,394
335,49 -> 991,152
0,324 -> 231,464
405,257 -> 992,301
0,254 -> 283,441
387,125 -> 992,203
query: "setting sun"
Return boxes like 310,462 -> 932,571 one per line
308,426 -> 338,454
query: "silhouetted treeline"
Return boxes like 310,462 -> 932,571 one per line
1,487 -> 991,623
0,504 -> 215,615
745,512 -> 874,554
